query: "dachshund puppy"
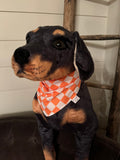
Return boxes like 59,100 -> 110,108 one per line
12,26 -> 98,160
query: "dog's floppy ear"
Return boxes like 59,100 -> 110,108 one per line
73,31 -> 94,81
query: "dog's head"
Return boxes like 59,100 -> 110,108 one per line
12,26 -> 94,81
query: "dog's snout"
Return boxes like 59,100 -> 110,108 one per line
14,48 -> 30,66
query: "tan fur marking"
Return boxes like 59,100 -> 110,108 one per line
24,55 -> 52,80
32,98 -> 47,121
32,28 -> 39,33
11,56 -> 23,77
53,29 -> 65,36
12,54 -> 53,81
62,109 -> 86,125
43,149 -> 55,160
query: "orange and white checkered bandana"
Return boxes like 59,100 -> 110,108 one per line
37,70 -> 81,116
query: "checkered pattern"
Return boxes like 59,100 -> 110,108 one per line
37,70 -> 81,116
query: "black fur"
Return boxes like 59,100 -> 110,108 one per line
13,26 -> 98,160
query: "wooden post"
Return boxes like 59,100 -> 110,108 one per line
81,35 -> 120,41
106,42 -> 120,141
63,0 -> 76,31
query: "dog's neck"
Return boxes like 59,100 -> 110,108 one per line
37,70 -> 81,116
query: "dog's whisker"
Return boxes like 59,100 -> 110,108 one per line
38,69 -> 46,74
17,70 -> 23,74
29,64 -> 36,66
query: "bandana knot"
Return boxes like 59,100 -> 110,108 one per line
37,70 -> 81,116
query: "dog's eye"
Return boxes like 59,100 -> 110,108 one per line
53,40 -> 66,49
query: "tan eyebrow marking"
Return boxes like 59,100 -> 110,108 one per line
32,28 -> 39,33
53,29 -> 65,36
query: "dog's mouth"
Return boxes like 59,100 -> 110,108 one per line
12,52 -> 73,81
11,55 -> 53,81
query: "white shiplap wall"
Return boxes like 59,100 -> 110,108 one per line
0,0 -> 119,119
0,0 -> 64,115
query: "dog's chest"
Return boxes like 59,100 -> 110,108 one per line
37,70 -> 81,116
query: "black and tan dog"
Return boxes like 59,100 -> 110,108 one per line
12,26 -> 98,160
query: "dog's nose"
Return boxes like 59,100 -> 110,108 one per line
14,48 -> 30,66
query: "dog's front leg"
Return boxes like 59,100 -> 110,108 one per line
73,130 -> 91,160
61,108 -> 97,160
37,117 -> 56,160
36,114 -> 56,160
72,122 -> 97,160
32,93 -> 55,160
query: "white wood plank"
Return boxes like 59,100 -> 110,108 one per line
0,67 -> 39,92
0,13 -> 106,40
87,0 -> 114,4
0,89 -> 36,115
86,41 -> 106,62
0,12 -> 63,40
0,0 -> 64,14
103,44 -> 118,85
75,16 -> 107,35
77,0 -> 108,17
0,0 -> 107,17
106,0 -> 120,35
0,41 -> 25,67
75,15 -> 107,65
89,61 -> 105,84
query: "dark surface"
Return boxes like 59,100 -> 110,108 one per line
0,111 -> 120,160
